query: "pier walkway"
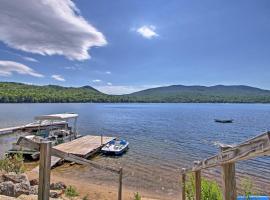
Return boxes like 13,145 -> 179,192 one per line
54,135 -> 115,158
33,135 -> 115,170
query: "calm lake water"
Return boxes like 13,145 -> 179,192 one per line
0,103 -> 270,198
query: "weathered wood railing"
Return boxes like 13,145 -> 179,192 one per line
181,131 -> 270,200
17,137 -> 123,200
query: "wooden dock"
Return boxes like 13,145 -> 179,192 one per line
33,135 -> 115,170
54,135 -> 115,158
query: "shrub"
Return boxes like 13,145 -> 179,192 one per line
0,153 -> 25,174
185,174 -> 222,200
240,177 -> 254,199
82,194 -> 89,200
134,192 -> 141,200
65,185 -> 79,198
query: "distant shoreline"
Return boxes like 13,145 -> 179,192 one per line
1,82 -> 270,103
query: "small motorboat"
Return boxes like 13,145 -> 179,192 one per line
101,139 -> 129,155
215,119 -> 233,123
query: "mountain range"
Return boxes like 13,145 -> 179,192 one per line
0,82 -> 270,103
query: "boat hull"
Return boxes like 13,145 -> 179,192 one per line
102,145 -> 129,156
215,119 -> 233,123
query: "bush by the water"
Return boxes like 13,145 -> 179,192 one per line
134,192 -> 141,200
240,177 -> 257,199
0,153 -> 25,174
185,174 -> 222,200
65,185 -> 79,198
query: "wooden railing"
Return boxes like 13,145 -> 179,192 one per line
17,137 -> 123,200
181,131 -> 270,200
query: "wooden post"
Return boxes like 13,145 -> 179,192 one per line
221,163 -> 236,200
118,168 -> 123,200
181,172 -> 186,200
38,141 -> 52,200
74,117 -> 77,138
194,170 -> 201,200
101,134 -> 103,145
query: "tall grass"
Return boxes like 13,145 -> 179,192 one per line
65,185 -> 79,198
185,174 -> 222,200
0,153 -> 25,174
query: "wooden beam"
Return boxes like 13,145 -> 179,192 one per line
222,163 -> 236,200
101,134 -> 103,145
194,170 -> 201,200
180,132 -> 270,174
38,142 -> 51,200
118,168 -> 123,200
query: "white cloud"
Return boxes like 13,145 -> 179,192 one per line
92,79 -> 102,83
22,56 -> 39,63
94,85 -> 161,95
105,71 -> 111,74
136,25 -> 158,39
51,74 -> 65,81
64,66 -> 76,70
0,60 -> 43,77
107,82 -> 112,86
0,0 -> 107,61
0,49 -> 39,63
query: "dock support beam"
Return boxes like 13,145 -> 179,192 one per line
101,134 -> 103,145
118,168 -> 123,200
194,170 -> 201,200
222,163 -> 236,200
38,141 -> 52,200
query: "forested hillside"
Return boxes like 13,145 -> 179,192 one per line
1,82 -> 270,103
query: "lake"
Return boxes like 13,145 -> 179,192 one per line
0,103 -> 270,198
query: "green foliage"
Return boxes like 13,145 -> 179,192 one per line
185,174 -> 222,200
0,153 -> 25,174
65,185 -> 79,198
82,194 -> 90,200
240,177 -> 254,200
134,192 -> 141,200
1,82 -> 270,103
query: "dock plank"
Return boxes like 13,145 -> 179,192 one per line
53,135 -> 115,157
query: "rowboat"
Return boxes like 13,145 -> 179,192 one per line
101,139 -> 129,155
214,119 -> 233,123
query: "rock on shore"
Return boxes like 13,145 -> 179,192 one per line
0,172 -> 67,199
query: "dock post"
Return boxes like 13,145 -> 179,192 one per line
38,141 -> 52,200
194,170 -> 201,200
101,134 -> 103,145
181,168 -> 186,200
118,168 -> 123,200
222,163 -> 236,200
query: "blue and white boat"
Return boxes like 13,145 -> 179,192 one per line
237,196 -> 269,200
101,139 -> 129,155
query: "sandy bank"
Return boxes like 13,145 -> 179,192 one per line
26,169 -> 171,200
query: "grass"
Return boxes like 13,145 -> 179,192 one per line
82,194 -> 90,200
185,174 -> 222,200
65,185 -> 79,198
134,192 -> 141,200
240,177 -> 257,200
0,153 -> 25,174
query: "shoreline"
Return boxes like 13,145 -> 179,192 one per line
24,161 -> 178,200
26,169 -> 173,200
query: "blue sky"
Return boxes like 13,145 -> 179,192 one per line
0,0 -> 269,94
